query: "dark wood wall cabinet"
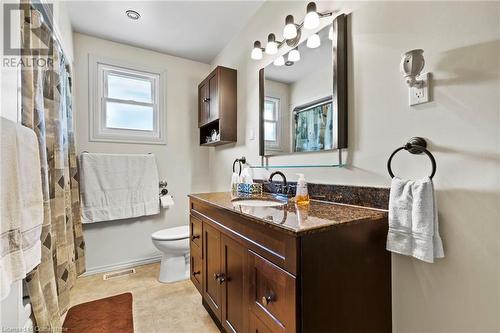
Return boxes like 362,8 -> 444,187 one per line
188,195 -> 392,333
198,66 -> 237,146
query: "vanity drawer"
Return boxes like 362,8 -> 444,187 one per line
190,245 -> 202,294
248,250 -> 296,333
190,215 -> 202,249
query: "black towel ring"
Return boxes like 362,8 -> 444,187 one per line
232,157 -> 247,176
387,137 -> 437,179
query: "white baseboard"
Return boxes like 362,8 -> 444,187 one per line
82,255 -> 163,277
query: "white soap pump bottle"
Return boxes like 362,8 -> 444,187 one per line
295,173 -> 310,205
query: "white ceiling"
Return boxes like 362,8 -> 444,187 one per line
67,1 -> 264,64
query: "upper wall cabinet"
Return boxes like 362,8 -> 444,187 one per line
198,66 -> 237,146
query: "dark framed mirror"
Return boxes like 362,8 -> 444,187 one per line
259,14 -> 347,157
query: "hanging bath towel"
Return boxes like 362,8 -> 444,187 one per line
79,153 -> 160,223
386,177 -> 444,263
0,118 -> 43,300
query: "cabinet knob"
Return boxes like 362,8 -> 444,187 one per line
191,235 -> 200,240
193,271 -> 200,276
213,273 -> 221,280
261,295 -> 273,306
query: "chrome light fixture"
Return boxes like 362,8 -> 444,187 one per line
250,2 -> 334,61
288,48 -> 300,62
304,2 -> 320,29
265,33 -> 278,55
251,41 -> 263,60
283,15 -> 297,39
306,33 -> 321,48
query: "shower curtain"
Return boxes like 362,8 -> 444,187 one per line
20,5 -> 86,330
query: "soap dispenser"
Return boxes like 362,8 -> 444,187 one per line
295,173 -> 310,205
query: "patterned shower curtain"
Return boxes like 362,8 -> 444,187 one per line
20,5 -> 85,330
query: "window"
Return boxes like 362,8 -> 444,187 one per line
264,96 -> 281,149
89,55 -> 166,144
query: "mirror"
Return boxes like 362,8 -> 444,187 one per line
259,14 -> 347,157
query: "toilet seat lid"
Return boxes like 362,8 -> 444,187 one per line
152,226 -> 189,241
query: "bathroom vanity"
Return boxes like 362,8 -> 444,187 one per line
188,192 -> 391,333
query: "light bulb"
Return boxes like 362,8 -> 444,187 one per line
288,48 -> 300,62
251,41 -> 262,60
273,56 -> 285,66
328,26 -> 333,40
304,2 -> 319,30
265,33 -> 278,55
283,15 -> 297,39
306,33 -> 320,48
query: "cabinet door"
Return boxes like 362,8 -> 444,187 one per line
190,245 -> 202,294
199,82 -> 210,126
249,312 -> 274,333
221,235 -> 247,333
208,74 -> 219,122
203,223 -> 222,320
248,250 -> 296,333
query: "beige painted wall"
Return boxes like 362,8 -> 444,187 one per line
73,33 -> 211,273
209,1 -> 500,332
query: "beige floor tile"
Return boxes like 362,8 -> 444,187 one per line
68,263 -> 219,333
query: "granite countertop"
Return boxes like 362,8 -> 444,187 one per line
188,192 -> 388,235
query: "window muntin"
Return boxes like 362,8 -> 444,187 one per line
89,56 -> 166,144
102,69 -> 156,132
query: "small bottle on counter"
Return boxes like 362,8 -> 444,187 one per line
295,173 -> 310,205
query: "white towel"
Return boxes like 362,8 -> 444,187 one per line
79,153 -> 160,223
0,118 -> 43,300
386,177 -> 444,263
230,172 -> 240,191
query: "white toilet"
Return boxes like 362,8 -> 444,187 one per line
151,225 -> 190,283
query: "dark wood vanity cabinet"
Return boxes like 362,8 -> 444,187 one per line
189,196 -> 392,333
198,66 -> 237,146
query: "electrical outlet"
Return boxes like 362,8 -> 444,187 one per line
409,72 -> 430,106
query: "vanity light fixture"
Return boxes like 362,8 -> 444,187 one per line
306,33 -> 321,48
250,2 -> 334,60
273,55 -> 285,66
125,9 -> 141,20
288,48 -> 300,62
283,15 -> 298,39
251,41 -> 263,60
265,33 -> 278,55
304,2 -> 320,29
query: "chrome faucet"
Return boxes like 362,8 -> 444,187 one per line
268,171 -> 288,195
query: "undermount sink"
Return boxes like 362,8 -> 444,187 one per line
232,199 -> 286,207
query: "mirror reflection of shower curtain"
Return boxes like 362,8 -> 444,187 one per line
294,102 -> 333,152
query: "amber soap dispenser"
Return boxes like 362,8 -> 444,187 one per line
295,173 -> 310,205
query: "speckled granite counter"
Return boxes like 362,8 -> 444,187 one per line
188,192 -> 388,235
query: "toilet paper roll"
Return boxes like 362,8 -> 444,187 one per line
160,195 -> 174,208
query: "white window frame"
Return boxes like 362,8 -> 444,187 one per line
89,54 -> 167,144
264,96 -> 282,150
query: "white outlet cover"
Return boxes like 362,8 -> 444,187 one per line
249,128 -> 255,140
409,72 -> 430,106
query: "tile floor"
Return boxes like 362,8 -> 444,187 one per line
68,263 -> 220,333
